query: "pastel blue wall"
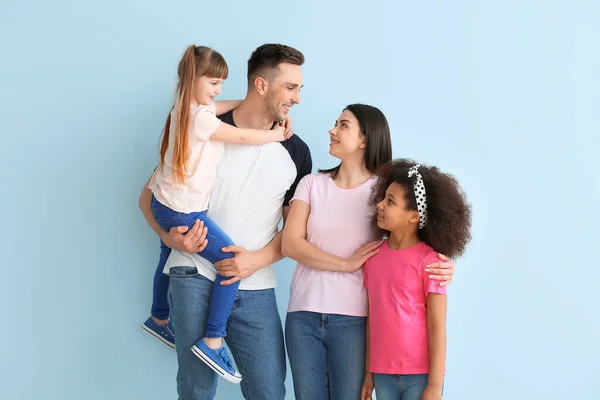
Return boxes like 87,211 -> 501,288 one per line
1,0 -> 598,399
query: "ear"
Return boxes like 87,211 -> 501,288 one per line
359,137 -> 367,149
408,210 -> 420,224
254,77 -> 268,96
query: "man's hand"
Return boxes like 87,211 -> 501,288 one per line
425,253 -> 455,286
215,246 -> 264,286
160,220 -> 208,253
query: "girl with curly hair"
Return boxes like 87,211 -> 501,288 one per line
361,159 -> 472,400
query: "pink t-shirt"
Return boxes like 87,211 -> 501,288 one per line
149,102 -> 223,214
363,241 -> 447,374
287,173 -> 377,316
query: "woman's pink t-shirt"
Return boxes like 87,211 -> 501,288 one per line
287,173 -> 377,316
363,241 -> 447,374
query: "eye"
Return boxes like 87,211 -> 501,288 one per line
388,198 -> 394,205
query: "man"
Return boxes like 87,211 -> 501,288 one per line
139,43 -> 310,399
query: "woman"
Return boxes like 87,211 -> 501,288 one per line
281,104 -> 455,400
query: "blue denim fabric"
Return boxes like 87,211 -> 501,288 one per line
374,373 -> 443,400
285,311 -> 367,400
168,272 -> 286,400
151,195 -> 238,338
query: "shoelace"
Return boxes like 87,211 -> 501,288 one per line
218,348 -> 234,370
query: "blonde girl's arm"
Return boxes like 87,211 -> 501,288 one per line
192,108 -> 289,145
426,293 -> 447,393
214,100 -> 242,115
210,121 -> 289,144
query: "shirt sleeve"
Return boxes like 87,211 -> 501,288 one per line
284,139 -> 313,207
422,254 -> 448,296
192,107 -> 221,142
290,174 -> 313,205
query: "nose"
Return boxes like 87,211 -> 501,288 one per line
216,85 -> 222,95
329,128 -> 335,136
292,90 -> 301,105
377,200 -> 384,209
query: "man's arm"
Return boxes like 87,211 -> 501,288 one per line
424,254 -> 456,286
255,205 -> 291,266
215,137 -> 312,285
215,206 -> 290,285
138,173 -> 208,253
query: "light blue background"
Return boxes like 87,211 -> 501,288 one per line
1,0 -> 598,399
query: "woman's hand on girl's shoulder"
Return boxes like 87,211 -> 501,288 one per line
343,241 -> 383,272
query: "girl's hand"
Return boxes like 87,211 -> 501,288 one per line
360,373 -> 375,400
272,124 -> 287,141
343,241 -> 382,272
280,116 -> 294,139
420,384 -> 443,400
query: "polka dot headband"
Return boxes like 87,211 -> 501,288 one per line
408,165 -> 428,229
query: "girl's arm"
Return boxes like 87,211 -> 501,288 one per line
360,311 -> 375,400
425,293 -> 447,394
281,200 -> 381,272
215,100 -> 242,116
210,121 -> 288,145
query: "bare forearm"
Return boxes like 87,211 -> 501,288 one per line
282,238 -> 346,272
253,230 -> 285,270
427,309 -> 447,388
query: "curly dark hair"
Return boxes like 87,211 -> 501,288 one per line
247,43 -> 304,83
369,159 -> 472,258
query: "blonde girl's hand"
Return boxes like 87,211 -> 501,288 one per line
280,115 -> 294,139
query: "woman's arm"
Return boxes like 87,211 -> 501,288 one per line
214,100 -> 242,116
281,200 -> 381,272
425,293 -> 447,395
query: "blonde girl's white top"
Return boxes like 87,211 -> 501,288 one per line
149,102 -> 223,213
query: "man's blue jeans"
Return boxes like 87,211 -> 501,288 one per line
151,195 -> 238,338
169,270 -> 286,400
285,311 -> 367,400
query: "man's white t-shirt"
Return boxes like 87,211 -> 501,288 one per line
164,109 -> 312,290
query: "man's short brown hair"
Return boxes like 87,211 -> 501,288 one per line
247,44 -> 304,83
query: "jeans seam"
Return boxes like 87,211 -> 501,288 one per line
225,311 -> 251,400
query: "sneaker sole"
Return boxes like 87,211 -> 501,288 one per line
141,324 -> 176,349
191,345 -> 242,384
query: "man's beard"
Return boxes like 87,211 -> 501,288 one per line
264,94 -> 284,122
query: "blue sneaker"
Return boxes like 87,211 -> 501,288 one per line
191,339 -> 242,384
141,317 -> 175,349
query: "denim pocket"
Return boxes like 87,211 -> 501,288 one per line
166,266 -> 199,278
